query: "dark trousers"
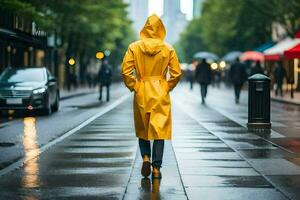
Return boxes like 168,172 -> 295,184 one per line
99,84 -> 110,101
233,84 -> 243,101
200,84 -> 208,102
139,139 -> 164,168
275,83 -> 283,96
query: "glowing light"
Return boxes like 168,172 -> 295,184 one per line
68,58 -> 76,66
96,52 -> 104,59
210,63 -> 218,70
219,61 -> 226,69
104,50 -> 111,56
22,117 -> 40,189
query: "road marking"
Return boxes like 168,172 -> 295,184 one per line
0,93 -> 131,177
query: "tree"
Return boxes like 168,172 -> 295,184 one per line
177,0 -> 274,58
245,0 -> 300,37
175,18 -> 207,63
200,0 -> 272,55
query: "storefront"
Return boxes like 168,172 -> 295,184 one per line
284,43 -> 300,91
0,13 -> 51,74
263,38 -> 300,94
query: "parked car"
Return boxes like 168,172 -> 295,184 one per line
0,67 -> 59,115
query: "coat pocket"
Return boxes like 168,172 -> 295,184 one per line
134,81 -> 141,93
160,80 -> 169,95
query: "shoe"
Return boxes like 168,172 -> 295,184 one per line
152,167 -> 162,179
141,156 -> 151,177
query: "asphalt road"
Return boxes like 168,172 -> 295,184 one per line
0,84 -> 128,170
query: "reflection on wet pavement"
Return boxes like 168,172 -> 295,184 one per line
0,101 -> 137,199
22,117 -> 40,189
123,141 -> 187,200
173,87 -> 289,200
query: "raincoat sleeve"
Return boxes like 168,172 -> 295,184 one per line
167,49 -> 182,91
122,46 -> 138,92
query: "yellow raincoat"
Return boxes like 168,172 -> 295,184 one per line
122,14 -> 181,140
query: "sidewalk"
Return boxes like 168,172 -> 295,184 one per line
271,92 -> 300,106
1,85 -> 300,199
60,87 -> 97,100
59,83 -> 123,100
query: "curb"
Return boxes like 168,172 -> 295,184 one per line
60,91 -> 95,101
271,97 -> 300,106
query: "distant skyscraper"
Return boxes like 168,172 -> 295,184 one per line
193,0 -> 204,18
124,0 -> 148,37
162,0 -> 188,44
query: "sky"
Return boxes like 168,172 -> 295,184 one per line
148,0 -> 193,20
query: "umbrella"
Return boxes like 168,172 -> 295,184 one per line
194,51 -> 219,62
240,51 -> 264,62
222,51 -> 242,62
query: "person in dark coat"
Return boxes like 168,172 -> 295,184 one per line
195,58 -> 212,104
230,58 -> 247,104
274,62 -> 286,96
250,61 -> 264,76
98,59 -> 112,101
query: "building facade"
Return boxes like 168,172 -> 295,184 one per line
124,0 -> 148,37
0,12 -> 55,74
193,0 -> 205,18
161,0 -> 188,44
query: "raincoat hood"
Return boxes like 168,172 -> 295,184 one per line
139,14 -> 166,56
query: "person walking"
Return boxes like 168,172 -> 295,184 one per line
122,14 -> 181,179
186,62 -> 195,90
98,59 -> 112,101
274,62 -> 286,96
229,58 -> 247,104
250,61 -> 264,76
195,58 -> 212,104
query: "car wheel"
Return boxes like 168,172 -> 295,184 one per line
52,92 -> 59,112
41,98 -> 52,116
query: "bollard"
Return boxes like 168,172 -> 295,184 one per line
247,74 -> 271,132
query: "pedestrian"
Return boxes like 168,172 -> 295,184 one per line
273,62 -> 286,96
250,61 -> 264,76
122,14 -> 181,179
186,62 -> 196,90
98,58 -> 112,101
229,58 -> 247,104
195,58 -> 212,104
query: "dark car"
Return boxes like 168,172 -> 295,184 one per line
0,67 -> 59,115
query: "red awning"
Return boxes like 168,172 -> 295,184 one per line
240,51 -> 264,61
295,31 -> 300,39
264,54 -> 281,61
284,43 -> 300,59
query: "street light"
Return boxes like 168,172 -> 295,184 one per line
96,52 -> 104,59
68,58 -> 76,66
210,62 -> 218,70
219,61 -> 226,70
104,50 -> 111,56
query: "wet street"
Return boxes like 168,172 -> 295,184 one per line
1,83 -> 300,200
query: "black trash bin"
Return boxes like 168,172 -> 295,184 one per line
247,74 -> 271,131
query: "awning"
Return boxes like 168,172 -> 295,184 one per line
264,38 -> 300,61
295,31 -> 300,39
253,42 -> 274,52
284,43 -> 300,59
240,51 -> 264,62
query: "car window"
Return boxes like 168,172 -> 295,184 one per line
0,68 -> 46,82
46,70 -> 52,79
